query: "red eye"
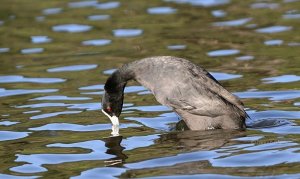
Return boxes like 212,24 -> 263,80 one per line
107,106 -> 112,112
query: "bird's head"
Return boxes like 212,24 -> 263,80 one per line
101,90 -> 124,122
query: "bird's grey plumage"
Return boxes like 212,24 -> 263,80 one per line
114,56 -> 247,130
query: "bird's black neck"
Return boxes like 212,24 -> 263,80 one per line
104,66 -> 134,94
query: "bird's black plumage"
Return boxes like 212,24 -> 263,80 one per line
102,56 -> 247,130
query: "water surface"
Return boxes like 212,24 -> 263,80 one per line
0,0 -> 299,178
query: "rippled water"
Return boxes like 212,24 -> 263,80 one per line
0,0 -> 299,178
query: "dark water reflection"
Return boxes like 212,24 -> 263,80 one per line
0,0 -> 300,178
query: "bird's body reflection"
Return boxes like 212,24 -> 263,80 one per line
159,126 -> 246,151
102,120 -> 247,167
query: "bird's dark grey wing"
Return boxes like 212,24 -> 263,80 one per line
159,63 -> 245,117
164,78 -> 245,118
187,64 -> 245,111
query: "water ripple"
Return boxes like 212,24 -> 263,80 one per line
13,140 -> 112,173
211,10 -> 227,18
0,88 -> 58,98
147,7 -> 177,14
0,121 -> 19,126
126,150 -> 223,169
10,164 -> 47,174
0,131 -> 30,141
95,1 -> 120,9
255,26 -> 292,33
164,0 -> 231,7
0,75 -> 65,84
68,0 -> 98,8
244,141 -> 298,151
207,49 -> 240,57
211,148 -> 300,167
29,123 -> 141,131
125,112 -> 178,130
210,72 -> 242,80
42,8 -> 62,15
113,29 -> 143,37
264,39 -> 283,46
212,18 -> 252,27
87,14 -> 110,21
167,44 -> 187,50
0,48 -> 10,53
52,24 -> 93,33
235,90 -> 300,101
0,174 -> 37,179
251,3 -> 279,9
31,36 -> 52,44
82,39 -> 111,46
71,167 -> 126,179
30,111 -> 82,120
262,75 -> 300,84
21,48 -> 44,54
235,55 -> 254,61
47,64 -> 98,72
30,95 -> 91,101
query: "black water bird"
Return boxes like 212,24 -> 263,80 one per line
102,56 -> 247,135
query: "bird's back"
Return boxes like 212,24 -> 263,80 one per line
121,56 -> 246,130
